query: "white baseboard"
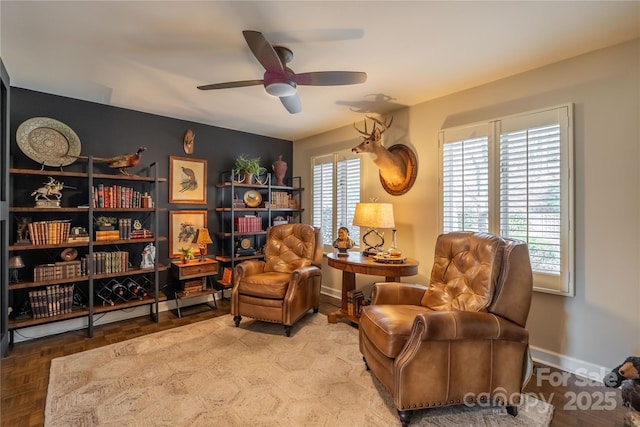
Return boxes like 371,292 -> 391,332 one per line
11,293 -> 219,344
321,286 -> 341,301
530,345 -> 610,382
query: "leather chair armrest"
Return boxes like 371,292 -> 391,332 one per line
370,282 -> 427,305
234,260 -> 266,281
413,311 -> 529,343
291,265 -> 322,284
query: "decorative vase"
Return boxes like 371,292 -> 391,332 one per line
272,155 -> 287,186
244,172 -> 254,185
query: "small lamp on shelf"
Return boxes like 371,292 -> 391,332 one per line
193,228 -> 213,262
9,255 -> 25,283
352,202 -> 395,257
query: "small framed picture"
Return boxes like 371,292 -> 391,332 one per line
169,156 -> 207,204
169,210 -> 207,258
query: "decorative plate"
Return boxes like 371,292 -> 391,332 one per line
373,254 -> 407,264
243,190 -> 262,208
16,117 -> 81,167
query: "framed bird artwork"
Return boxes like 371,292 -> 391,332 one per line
169,156 -> 207,204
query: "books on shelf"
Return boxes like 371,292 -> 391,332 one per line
28,220 -> 71,245
92,184 -> 147,208
33,260 -> 83,282
28,284 -> 75,318
86,251 -> 130,275
235,215 -> 262,233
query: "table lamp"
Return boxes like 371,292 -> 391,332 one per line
352,203 -> 395,256
9,255 -> 25,283
193,228 -> 213,262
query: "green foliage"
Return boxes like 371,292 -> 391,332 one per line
95,216 -> 117,226
232,154 -> 267,179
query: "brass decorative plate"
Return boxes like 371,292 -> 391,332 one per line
243,190 -> 262,208
16,117 -> 81,167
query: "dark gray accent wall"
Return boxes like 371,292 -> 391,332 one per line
9,87 -> 293,268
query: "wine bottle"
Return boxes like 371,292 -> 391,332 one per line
127,282 -> 148,298
111,282 -> 126,296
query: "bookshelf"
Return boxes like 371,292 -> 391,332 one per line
214,173 -> 303,293
6,159 -> 167,349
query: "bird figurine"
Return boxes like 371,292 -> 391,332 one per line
93,147 -> 146,175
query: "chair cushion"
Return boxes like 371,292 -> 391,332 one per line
237,272 -> 291,299
359,305 -> 432,359
422,232 -> 504,312
264,224 -> 317,273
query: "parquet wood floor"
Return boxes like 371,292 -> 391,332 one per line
1,296 -> 630,426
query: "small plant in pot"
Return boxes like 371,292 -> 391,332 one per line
95,216 -> 117,231
180,246 -> 196,263
232,155 -> 267,184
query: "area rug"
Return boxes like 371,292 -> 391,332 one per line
45,314 -> 554,426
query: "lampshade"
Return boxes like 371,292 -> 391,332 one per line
194,228 -> 213,245
352,203 -> 395,229
9,255 -> 25,269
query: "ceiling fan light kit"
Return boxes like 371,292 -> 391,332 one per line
198,30 -> 367,114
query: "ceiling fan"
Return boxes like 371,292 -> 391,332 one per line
197,30 -> 367,114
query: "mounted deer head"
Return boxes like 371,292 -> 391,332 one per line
352,116 -> 417,195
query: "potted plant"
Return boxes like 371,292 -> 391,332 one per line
179,246 -> 196,263
95,216 -> 117,231
232,155 -> 266,184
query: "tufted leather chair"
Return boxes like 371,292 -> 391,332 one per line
359,232 -> 533,426
231,223 -> 323,336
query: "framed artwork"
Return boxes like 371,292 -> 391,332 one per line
169,156 -> 207,204
169,210 -> 207,258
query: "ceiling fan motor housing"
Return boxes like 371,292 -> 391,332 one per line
264,69 -> 297,97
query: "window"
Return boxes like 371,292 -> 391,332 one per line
312,152 -> 361,248
439,104 -> 574,296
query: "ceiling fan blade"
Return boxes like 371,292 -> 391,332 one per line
293,71 -> 367,86
280,94 -> 302,114
197,80 -> 264,90
242,30 -> 284,72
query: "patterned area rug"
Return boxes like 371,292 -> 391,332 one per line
45,314 -> 553,426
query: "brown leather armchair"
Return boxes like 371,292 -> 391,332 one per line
231,223 -> 323,336
359,232 -> 533,426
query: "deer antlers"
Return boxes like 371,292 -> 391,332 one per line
353,115 -> 394,137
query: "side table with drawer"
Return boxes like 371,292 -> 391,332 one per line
170,258 -> 219,318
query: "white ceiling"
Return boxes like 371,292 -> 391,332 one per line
1,1 -> 638,141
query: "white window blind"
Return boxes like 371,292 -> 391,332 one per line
442,135 -> 489,233
312,153 -> 361,247
439,105 -> 574,296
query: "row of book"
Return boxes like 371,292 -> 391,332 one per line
88,251 -> 130,275
346,290 -> 368,318
28,220 -> 71,245
28,284 -> 75,318
235,215 -> 262,233
33,260 -> 83,282
269,191 -> 293,209
92,184 -> 152,208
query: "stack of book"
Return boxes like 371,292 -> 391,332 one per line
28,284 -> 75,318
95,230 -> 121,241
346,290 -> 367,318
130,229 -> 154,239
33,260 -> 83,281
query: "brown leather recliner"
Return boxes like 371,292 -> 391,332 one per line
359,231 -> 533,426
231,223 -> 323,336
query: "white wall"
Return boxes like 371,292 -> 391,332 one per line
294,39 -> 640,375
